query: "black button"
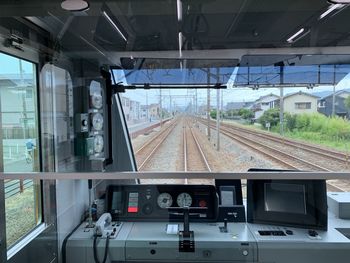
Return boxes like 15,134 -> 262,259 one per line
308,230 -> 318,237
286,230 -> 293,235
150,249 -> 156,255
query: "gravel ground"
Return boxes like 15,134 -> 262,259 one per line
5,186 -> 38,247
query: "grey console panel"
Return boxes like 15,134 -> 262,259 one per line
66,215 -> 350,263
328,192 -> 350,219
125,222 -> 257,262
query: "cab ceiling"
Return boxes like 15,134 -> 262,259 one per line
1,0 -> 350,67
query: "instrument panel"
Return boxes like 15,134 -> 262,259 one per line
105,184 -> 218,221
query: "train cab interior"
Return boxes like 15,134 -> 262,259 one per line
2,0 -> 350,263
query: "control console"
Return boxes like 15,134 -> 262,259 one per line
105,184 -> 218,222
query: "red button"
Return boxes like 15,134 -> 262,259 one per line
128,207 -> 138,213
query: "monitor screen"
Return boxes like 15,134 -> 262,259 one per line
264,183 -> 306,214
220,186 -> 237,206
247,180 -> 327,230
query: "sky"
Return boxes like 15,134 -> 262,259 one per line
121,70 -> 350,109
2,51 -> 350,110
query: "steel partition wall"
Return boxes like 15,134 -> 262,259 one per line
0,91 -> 6,262
0,23 -> 59,263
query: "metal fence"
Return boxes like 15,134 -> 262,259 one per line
4,179 -> 33,199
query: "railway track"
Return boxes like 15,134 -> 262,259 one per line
197,117 -> 350,192
220,122 -> 350,167
135,118 -> 179,171
183,119 -> 213,185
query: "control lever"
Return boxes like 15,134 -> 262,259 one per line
168,207 -> 207,253
219,218 -> 228,233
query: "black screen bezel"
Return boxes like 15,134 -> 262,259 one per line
247,179 -> 327,230
215,179 -> 243,206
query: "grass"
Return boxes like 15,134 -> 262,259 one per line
223,118 -> 350,153
5,186 -> 38,248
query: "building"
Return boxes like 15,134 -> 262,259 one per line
318,90 -> 350,118
149,103 -> 160,120
120,96 -> 141,123
252,94 -> 280,119
283,91 -> 319,114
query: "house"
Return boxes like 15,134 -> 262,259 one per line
283,91 -> 319,114
318,90 -> 350,118
130,100 -> 140,121
252,94 -> 280,119
225,101 -> 254,111
149,103 -> 160,120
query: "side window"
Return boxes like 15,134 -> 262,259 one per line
0,52 -> 42,248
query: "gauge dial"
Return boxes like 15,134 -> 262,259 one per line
176,193 -> 192,207
94,135 -> 104,153
91,93 -> 103,109
92,113 -> 103,130
157,193 -> 173,209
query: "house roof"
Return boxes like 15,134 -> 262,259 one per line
283,90 -> 320,100
256,93 -> 280,103
319,90 -> 350,100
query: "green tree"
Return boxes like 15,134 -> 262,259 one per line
238,108 -> 254,119
259,108 -> 280,128
210,109 -> 217,119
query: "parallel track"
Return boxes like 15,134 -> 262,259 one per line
197,118 -> 349,191
135,118 -> 179,171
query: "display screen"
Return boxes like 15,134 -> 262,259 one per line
264,183 -> 306,214
247,179 -> 328,230
111,191 -> 123,214
220,186 -> 237,206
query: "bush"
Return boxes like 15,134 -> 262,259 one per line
238,108 -> 254,119
259,108 -> 280,128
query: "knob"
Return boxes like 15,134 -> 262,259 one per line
242,250 -> 249,256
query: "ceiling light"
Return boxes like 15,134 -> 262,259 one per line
286,28 -> 305,43
102,11 -> 128,42
328,0 -> 350,3
177,0 -> 183,22
61,0 -> 89,12
319,4 -> 344,19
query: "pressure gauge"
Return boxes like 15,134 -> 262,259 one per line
157,193 -> 173,209
94,135 -> 104,153
92,113 -> 103,130
176,193 -> 192,207
91,92 -> 103,109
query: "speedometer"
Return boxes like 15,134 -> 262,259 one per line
176,193 -> 192,207
92,113 -> 103,130
157,193 -> 173,209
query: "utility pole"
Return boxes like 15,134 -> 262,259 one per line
279,66 -> 284,136
332,84 -> 336,117
221,89 -> 224,123
159,89 -> 163,127
207,69 -> 211,140
216,87 -> 220,151
216,67 -> 221,151
146,91 -> 149,121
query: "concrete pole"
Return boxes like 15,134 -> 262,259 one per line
159,89 -> 162,127
332,85 -> 336,117
279,66 -> 284,136
216,88 -> 220,151
207,69 -> 211,140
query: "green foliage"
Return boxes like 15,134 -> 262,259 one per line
226,109 -> 239,118
238,108 -> 254,119
283,113 -> 350,140
258,108 -> 280,128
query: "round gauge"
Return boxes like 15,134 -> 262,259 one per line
157,193 -> 173,209
92,113 -> 103,130
94,135 -> 104,153
91,93 -> 103,109
176,193 -> 192,207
